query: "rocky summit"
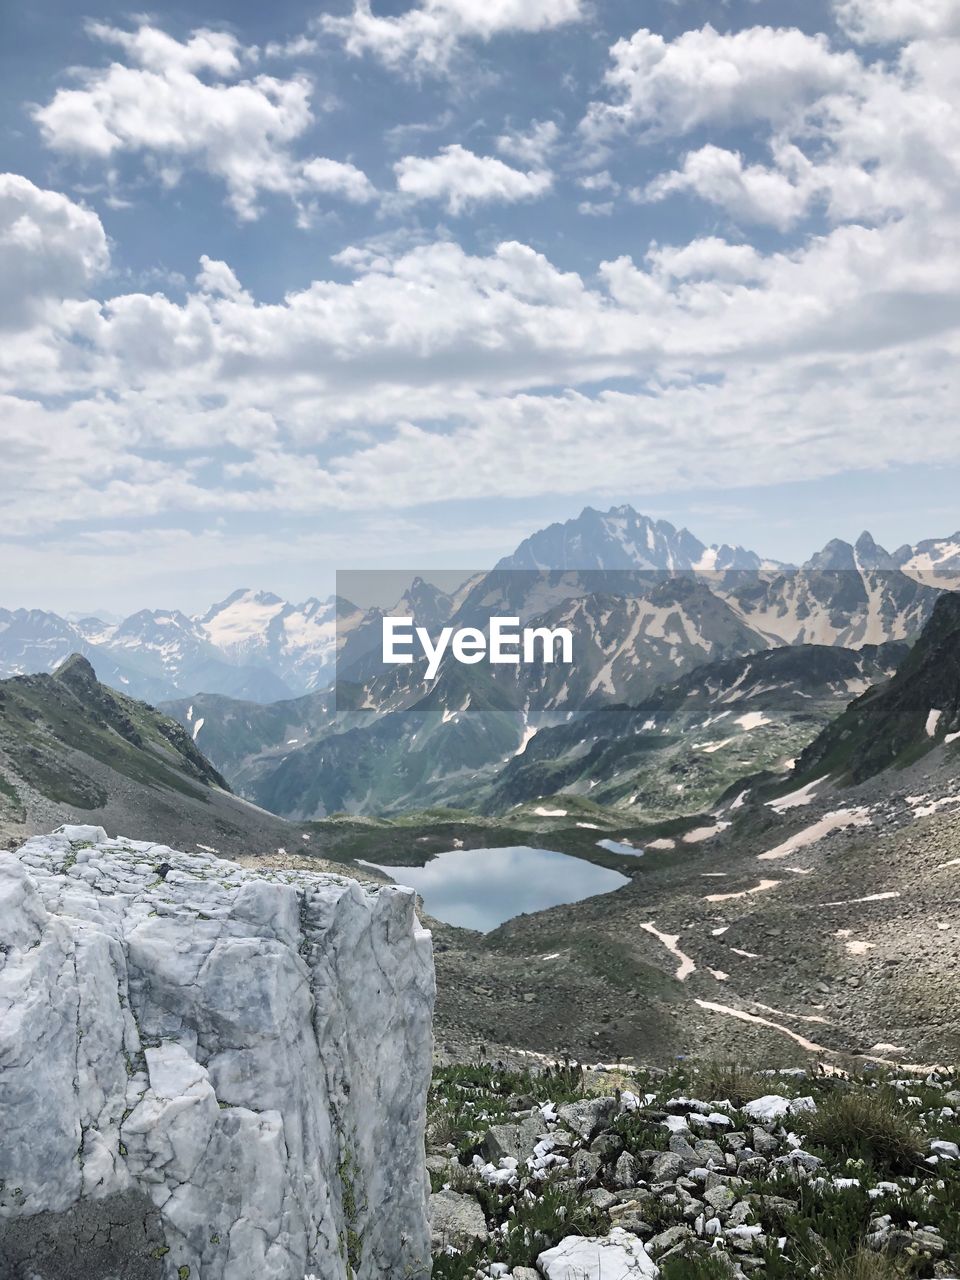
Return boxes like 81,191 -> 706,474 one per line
0,826 -> 435,1280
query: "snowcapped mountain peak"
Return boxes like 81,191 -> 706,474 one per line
893,532 -> 960,586
118,608 -> 193,628
500,504 -> 696,571
198,590 -> 290,648
202,587 -> 252,613
194,589 -> 345,693
200,587 -> 285,620
497,504 -> 774,576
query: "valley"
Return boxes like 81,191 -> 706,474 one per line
4,507 -> 960,1074
8,5 -> 960,1272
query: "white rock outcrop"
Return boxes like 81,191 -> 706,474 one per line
0,826 -> 435,1280
538,1227 -> 659,1278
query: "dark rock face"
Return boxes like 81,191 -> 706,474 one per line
0,1191 -> 167,1280
795,590 -> 960,783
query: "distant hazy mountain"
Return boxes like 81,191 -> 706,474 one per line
1,504 -> 953,727
717,531 -> 942,648
197,589 -> 345,692
83,606 -> 294,703
497,506 -> 780,573
0,592 -> 373,703
249,661 -> 523,819
159,683 -> 391,797
893,532 -> 960,586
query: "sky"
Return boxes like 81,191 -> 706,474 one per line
2,0 -> 960,614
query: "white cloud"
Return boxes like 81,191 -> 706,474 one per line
322,0 -> 584,74
276,358 -> 960,510
196,256 -> 247,299
0,174 -> 108,329
643,144 -> 817,230
32,23 -> 373,221
597,18 -> 960,238
833,0 -> 960,42
263,35 -> 320,58
584,24 -> 861,139
645,238 -> 766,282
578,170 -> 620,195
496,120 -> 560,166
84,22 -> 246,75
4,210 -> 959,456
4,213 -> 957,415
302,157 -> 377,203
394,145 -> 552,212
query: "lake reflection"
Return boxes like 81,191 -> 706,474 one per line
358,846 -> 631,932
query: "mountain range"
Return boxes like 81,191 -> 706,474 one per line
171,514 -> 955,819
790,590 -> 960,787
4,511 -> 958,701
485,639 -> 910,818
0,590 -> 346,703
6,505 -> 960,1104
4,506 -> 960,820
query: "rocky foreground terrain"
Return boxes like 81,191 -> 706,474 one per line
421,747 -> 960,1071
2,823 -> 960,1279
424,1056 -> 960,1278
3,595 -> 960,1277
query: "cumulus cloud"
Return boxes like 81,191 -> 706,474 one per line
496,120 -> 560,166
196,256 -> 247,299
2,252 -> 958,532
83,22 -> 245,75
263,35 -> 320,59
302,158 -> 377,203
645,238 -> 766,282
4,187 -> 957,409
583,24 -> 860,139
322,0 -> 584,74
394,145 -> 552,212
643,144 -> 817,230
32,23 -> 375,220
578,171 -> 620,194
5,9 -> 960,544
597,18 -> 960,235
0,175 -> 109,330
833,0 -> 960,42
